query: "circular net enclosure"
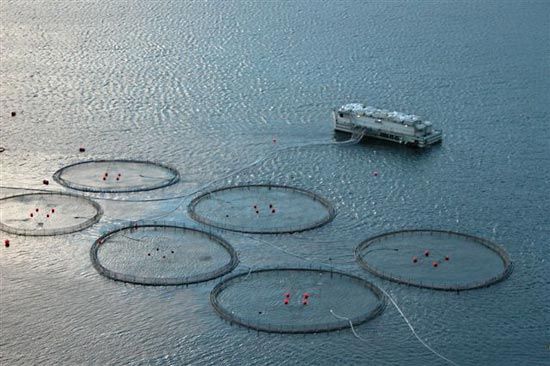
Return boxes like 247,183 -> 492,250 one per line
90,224 -> 239,286
188,185 -> 336,234
355,230 -> 513,291
210,267 -> 385,334
0,192 -> 102,236
53,159 -> 180,193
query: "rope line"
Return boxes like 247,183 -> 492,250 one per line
329,309 -> 368,341
248,235 -> 459,365
379,287 -> 459,366
1,132 -> 458,363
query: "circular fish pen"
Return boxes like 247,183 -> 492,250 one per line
53,159 -> 180,193
0,192 -> 102,236
355,229 -> 513,291
90,224 -> 239,286
210,267 -> 385,334
188,185 -> 336,234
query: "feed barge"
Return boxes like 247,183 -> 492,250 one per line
333,103 -> 442,147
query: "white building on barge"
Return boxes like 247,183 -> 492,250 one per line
333,103 -> 442,148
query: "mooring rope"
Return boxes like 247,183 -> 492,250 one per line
378,287 -> 459,366
0,132 -> 460,364
329,309 -> 368,341
0,135 -> 362,229
0,134 -> 362,204
249,235 -> 459,366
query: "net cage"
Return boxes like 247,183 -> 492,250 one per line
188,184 -> 336,234
0,192 -> 103,236
210,267 -> 386,334
355,229 -> 513,291
53,159 -> 180,193
90,223 -> 239,286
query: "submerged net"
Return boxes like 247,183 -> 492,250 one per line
90,223 -> 239,285
355,229 -> 513,291
53,159 -> 180,193
188,185 -> 336,234
210,267 -> 385,333
0,192 -> 102,236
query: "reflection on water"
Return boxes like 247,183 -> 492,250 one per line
1,1 -> 549,365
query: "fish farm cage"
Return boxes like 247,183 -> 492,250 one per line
210,267 -> 386,334
355,229 -> 513,291
0,192 -> 103,236
53,159 -> 180,193
90,223 -> 239,286
188,184 -> 336,234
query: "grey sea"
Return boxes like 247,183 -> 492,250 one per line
1,1 -> 549,365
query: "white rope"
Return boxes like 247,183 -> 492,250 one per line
251,235 -> 459,366
379,287 -> 459,366
329,309 -> 368,341
241,264 -> 254,280
0,134 -> 362,204
1,134 -> 462,364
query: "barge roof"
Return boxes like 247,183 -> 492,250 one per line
339,103 -> 425,125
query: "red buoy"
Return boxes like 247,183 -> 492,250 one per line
302,299 -> 308,306
102,177 -> 106,181
271,209 -> 276,214
412,256 -> 418,263
51,208 -> 55,213
30,213 -> 34,218
35,208 -> 39,212
283,292 -> 290,298
4,239 -> 10,247
117,173 -> 121,177
424,250 -> 430,257
104,172 -> 108,177
79,147 -> 85,152
445,256 -> 450,261
46,214 -> 50,218
42,179 -> 49,185
373,171 -> 379,177
303,293 -> 310,299
116,177 -> 120,181
283,298 -> 289,305
432,261 -> 438,268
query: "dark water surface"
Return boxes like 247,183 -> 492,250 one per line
1,1 -> 549,365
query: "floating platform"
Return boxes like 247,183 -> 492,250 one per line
333,103 -> 442,147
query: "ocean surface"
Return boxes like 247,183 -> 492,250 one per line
1,1 -> 549,365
